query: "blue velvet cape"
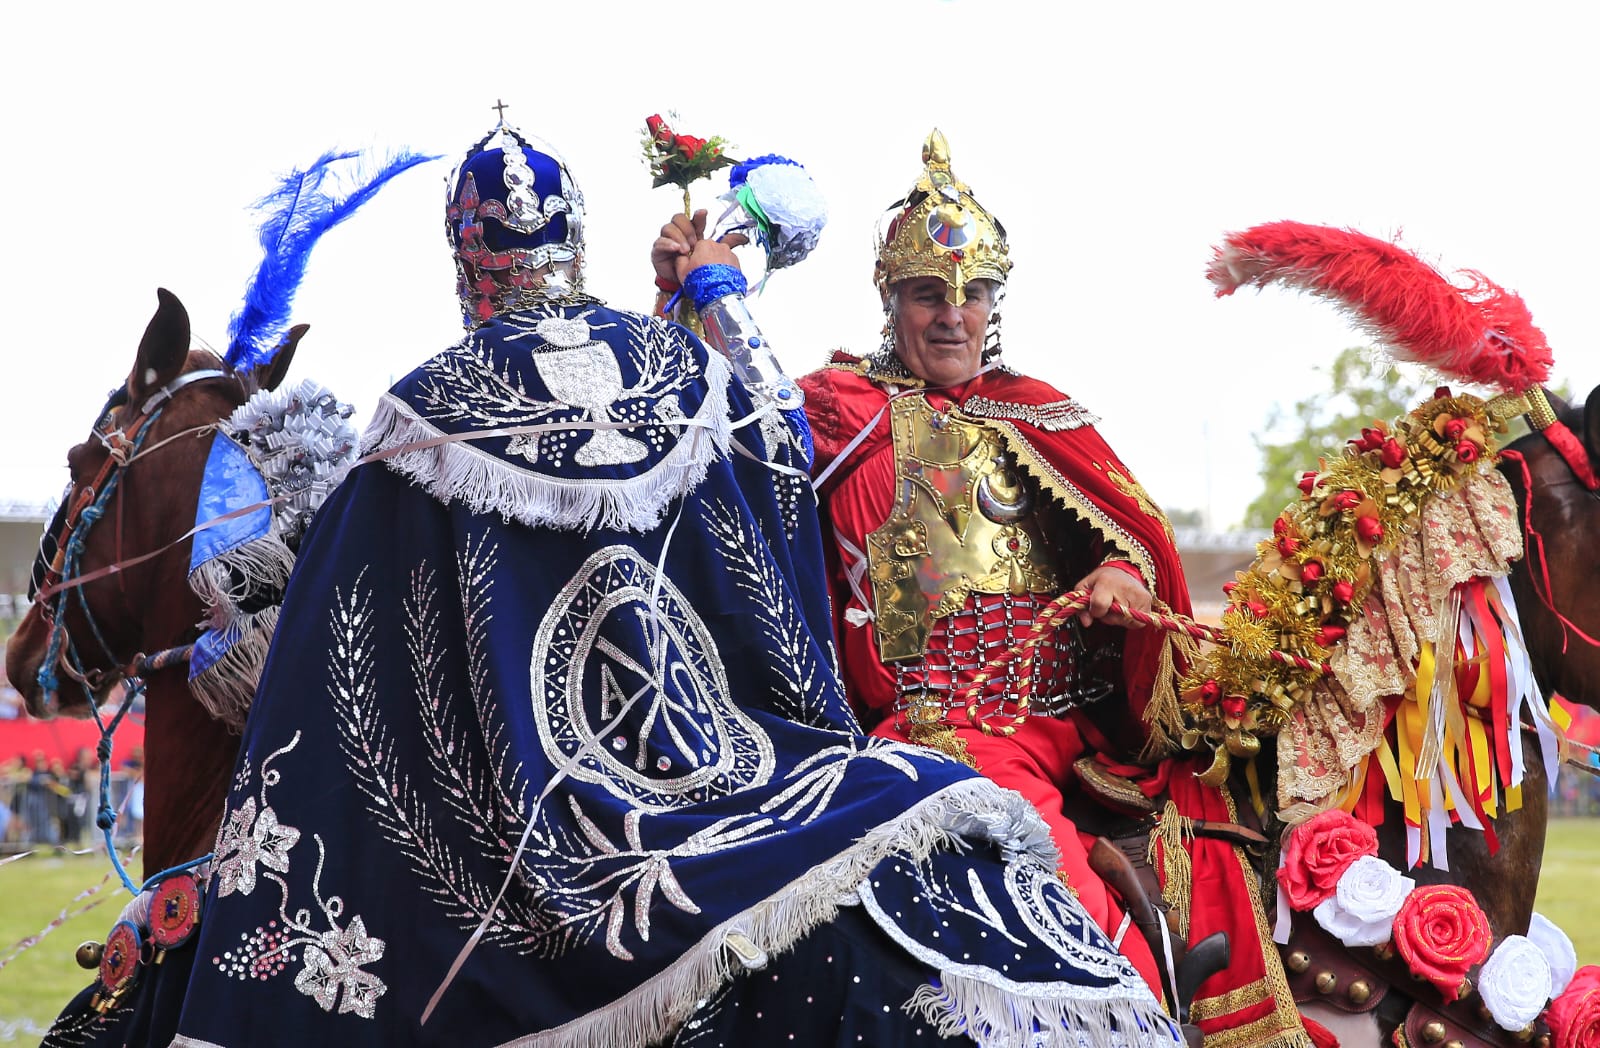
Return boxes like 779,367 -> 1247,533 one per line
125,301 -> 1178,1047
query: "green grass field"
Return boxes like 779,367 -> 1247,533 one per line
2,821 -> 1597,1043
0,851 -> 132,1044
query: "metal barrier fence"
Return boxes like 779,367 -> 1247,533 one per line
0,770 -> 141,852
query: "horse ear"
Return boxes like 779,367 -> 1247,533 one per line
129,288 -> 191,401
1584,384 -> 1600,466
251,324 -> 309,393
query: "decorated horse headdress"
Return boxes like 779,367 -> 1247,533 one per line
1184,221 -> 1572,853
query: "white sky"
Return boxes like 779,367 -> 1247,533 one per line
2,1 -> 1595,528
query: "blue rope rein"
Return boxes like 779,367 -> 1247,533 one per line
33,411 -> 214,896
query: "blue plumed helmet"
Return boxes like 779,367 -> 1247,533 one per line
447,123 -> 587,325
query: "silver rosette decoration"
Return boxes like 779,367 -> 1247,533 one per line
1528,912 -> 1578,997
1479,934 -> 1554,1032
1311,854 -> 1413,947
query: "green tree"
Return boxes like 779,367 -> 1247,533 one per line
1244,347 -> 1424,528
1164,507 -> 1206,528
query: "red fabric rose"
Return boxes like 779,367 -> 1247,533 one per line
1300,560 -> 1324,583
1350,426 -> 1385,453
1355,516 -> 1384,544
1329,490 -> 1362,511
674,134 -> 706,158
1277,534 -> 1300,557
1298,471 -> 1319,496
1456,441 -> 1480,463
1332,580 -> 1355,604
1220,695 -> 1246,719
1443,417 -> 1468,441
1547,965 -> 1600,1048
1277,809 -> 1379,910
1198,680 -> 1222,707
1315,625 -> 1347,647
1392,884 -> 1491,999
645,114 -> 672,143
1380,438 -> 1407,468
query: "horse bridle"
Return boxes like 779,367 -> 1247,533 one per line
33,369 -> 232,711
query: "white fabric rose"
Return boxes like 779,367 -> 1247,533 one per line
1478,934 -> 1553,1032
1527,912 -> 1577,997
1312,854 -> 1413,947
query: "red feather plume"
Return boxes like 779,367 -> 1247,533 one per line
1207,221 -> 1553,393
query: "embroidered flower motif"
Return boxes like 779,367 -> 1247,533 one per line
1311,854 -> 1412,947
1477,934 -> 1552,1032
1529,911 -> 1579,997
1548,965 -> 1600,1048
1391,884 -> 1491,1000
213,796 -> 301,897
1278,809 -> 1379,911
293,915 -> 388,1018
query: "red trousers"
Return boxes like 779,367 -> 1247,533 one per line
871,715 -> 1164,999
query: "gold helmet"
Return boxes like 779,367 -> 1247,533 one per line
875,129 -> 1011,306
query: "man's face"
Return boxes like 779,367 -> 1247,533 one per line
891,277 -> 996,387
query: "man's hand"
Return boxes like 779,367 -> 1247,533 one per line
651,209 -> 747,287
1072,564 -> 1151,629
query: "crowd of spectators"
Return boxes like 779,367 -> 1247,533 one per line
0,745 -> 145,851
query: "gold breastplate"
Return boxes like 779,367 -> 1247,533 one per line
866,397 -> 1063,662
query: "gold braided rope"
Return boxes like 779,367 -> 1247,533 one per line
956,590 -> 1333,737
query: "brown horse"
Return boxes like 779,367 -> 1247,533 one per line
1271,384 -> 1600,1047
1501,386 -> 1600,714
4,289 -> 303,877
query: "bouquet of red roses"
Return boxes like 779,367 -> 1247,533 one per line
643,114 -> 734,195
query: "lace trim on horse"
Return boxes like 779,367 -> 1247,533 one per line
1280,469 -> 1523,810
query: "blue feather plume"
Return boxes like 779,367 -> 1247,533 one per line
225,148 -> 439,370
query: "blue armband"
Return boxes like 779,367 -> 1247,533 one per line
683,264 -> 748,312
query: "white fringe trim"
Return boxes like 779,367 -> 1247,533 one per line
498,778 -> 1066,1048
186,605 -> 278,732
185,529 -> 297,730
362,354 -> 734,535
906,975 -> 1179,1048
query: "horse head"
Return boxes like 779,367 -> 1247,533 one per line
3,288 -> 305,870
1500,384 -> 1600,711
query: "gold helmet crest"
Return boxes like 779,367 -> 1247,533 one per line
875,130 -> 1011,306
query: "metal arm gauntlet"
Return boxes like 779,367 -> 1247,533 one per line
683,264 -> 803,412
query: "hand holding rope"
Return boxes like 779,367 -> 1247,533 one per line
956,589 -> 1333,737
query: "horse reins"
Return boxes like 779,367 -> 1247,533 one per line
34,369 -> 234,895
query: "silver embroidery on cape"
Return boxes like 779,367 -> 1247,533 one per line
531,544 -> 775,806
702,498 -> 852,729
413,304 -> 705,471
963,394 -> 1100,432
307,543 -> 968,975
210,724 -> 388,1019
